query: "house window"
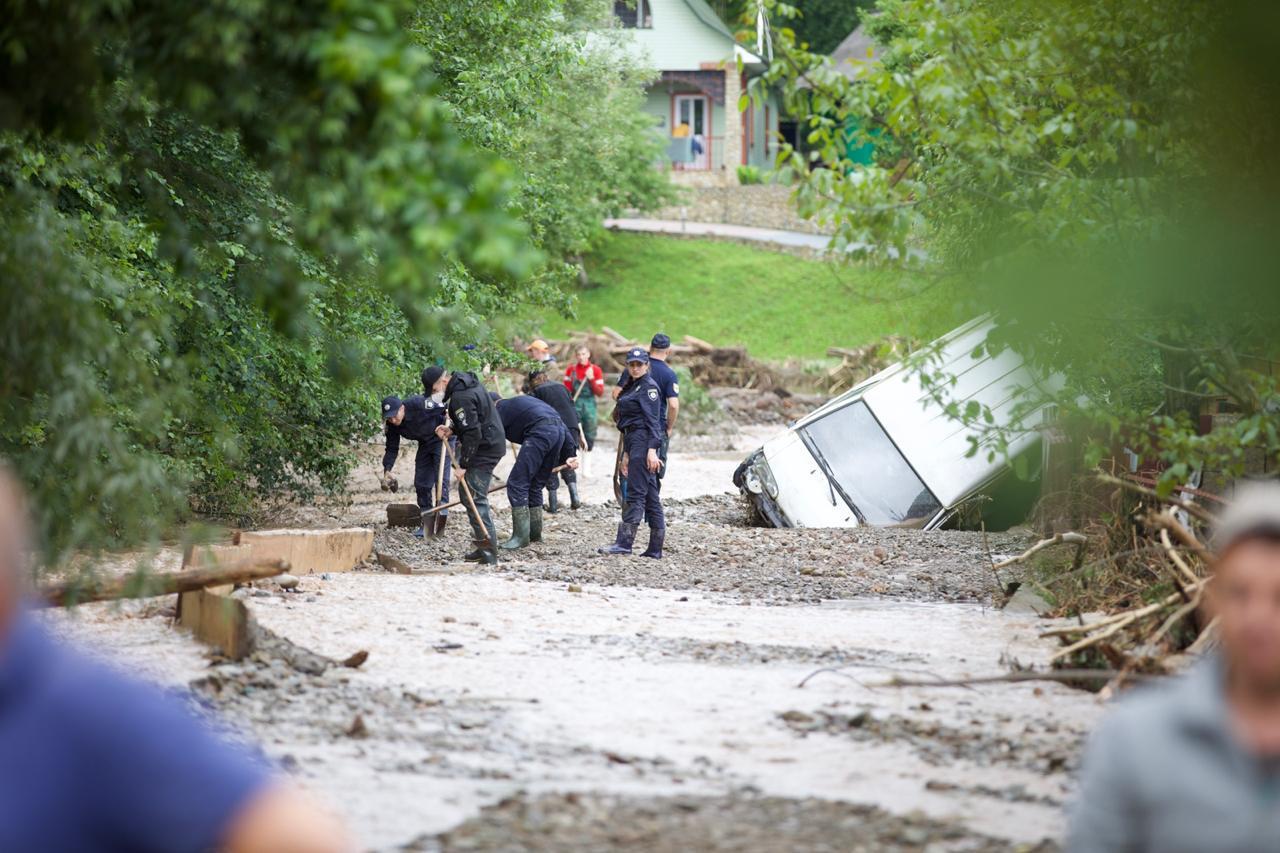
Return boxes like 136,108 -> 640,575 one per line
614,0 -> 652,28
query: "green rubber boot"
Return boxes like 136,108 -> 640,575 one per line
529,506 -> 544,543
500,506 -> 531,550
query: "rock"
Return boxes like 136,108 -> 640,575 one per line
274,573 -> 300,590
376,552 -> 413,575
346,714 -> 368,739
779,710 -> 814,725
567,584 -> 583,593
341,650 -> 369,669
1003,587 -> 1052,616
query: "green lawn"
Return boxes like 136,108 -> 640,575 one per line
536,232 -> 956,360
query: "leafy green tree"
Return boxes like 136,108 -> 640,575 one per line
0,0 -> 541,562
757,0 -> 1280,491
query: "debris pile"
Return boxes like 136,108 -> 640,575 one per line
1009,478 -> 1222,692
823,335 -> 914,395
547,330 -> 784,391
709,387 -> 826,426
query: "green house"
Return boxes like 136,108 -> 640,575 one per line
614,0 -> 780,184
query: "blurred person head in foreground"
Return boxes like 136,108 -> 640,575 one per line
0,464 -> 351,853
1069,480 -> 1280,852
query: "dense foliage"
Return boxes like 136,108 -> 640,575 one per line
1,0 -> 668,562
709,0 -> 872,55
757,0 -> 1280,491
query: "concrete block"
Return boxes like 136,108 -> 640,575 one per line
178,543 -> 257,660
235,527 -> 374,575
178,589 -> 254,660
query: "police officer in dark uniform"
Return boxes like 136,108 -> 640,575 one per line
614,333 -> 679,508
435,370 -> 506,564
599,347 -> 665,559
493,392 -> 576,550
380,390 -> 450,539
526,370 -> 583,512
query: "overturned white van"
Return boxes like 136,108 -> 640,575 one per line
734,318 -> 1056,530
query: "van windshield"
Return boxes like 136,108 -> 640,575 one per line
799,400 -> 941,526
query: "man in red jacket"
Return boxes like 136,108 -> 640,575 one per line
563,344 -> 605,451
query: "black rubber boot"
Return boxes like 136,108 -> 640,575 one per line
463,538 -> 493,562
597,522 -> 638,555
640,526 -> 665,559
501,506 -> 531,550
544,488 -> 559,514
568,482 -> 582,510
529,506 -> 544,543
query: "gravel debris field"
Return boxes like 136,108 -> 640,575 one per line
42,417 -> 1104,851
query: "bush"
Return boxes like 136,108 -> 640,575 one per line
736,165 -> 764,185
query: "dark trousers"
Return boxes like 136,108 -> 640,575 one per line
546,465 -> 576,493
656,434 -> 669,486
463,466 -> 498,547
621,435 -> 664,528
506,421 -> 560,507
414,442 -> 451,512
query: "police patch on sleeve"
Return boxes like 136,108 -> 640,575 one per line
647,388 -> 659,401
456,409 -> 468,426
672,382 -> 680,396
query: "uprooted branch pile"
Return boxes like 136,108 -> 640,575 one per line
547,329 -> 785,392
824,335 -> 915,395
1016,474 -> 1226,693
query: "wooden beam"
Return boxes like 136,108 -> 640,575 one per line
41,558 -> 290,607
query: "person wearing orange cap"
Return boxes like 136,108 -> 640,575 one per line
525,339 -> 555,366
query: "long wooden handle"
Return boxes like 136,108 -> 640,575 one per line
445,440 -> 488,535
435,439 -> 447,505
41,558 -> 291,607
423,458 -> 578,514
612,435 -> 626,504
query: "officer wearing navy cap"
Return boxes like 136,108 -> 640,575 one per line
614,333 -> 679,495
599,347 -> 665,558
382,382 -> 451,539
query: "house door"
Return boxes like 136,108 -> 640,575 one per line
674,94 -> 710,170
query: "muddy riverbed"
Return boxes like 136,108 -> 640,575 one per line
44,421 -> 1104,851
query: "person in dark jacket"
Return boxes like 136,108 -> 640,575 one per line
599,347 -> 665,558
435,370 -> 506,564
493,393 -> 576,550
381,390 -> 450,539
527,370 -> 582,512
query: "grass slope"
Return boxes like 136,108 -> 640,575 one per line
537,232 -> 956,360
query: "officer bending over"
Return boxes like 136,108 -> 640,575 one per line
599,347 -> 665,559
493,392 -> 577,550
527,369 -> 583,512
435,370 -> 506,564
381,385 -> 450,539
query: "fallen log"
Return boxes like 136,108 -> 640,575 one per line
41,557 -> 291,607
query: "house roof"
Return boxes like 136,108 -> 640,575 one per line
683,0 -> 764,65
830,23 -> 880,79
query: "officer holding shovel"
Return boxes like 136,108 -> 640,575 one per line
599,347 -> 665,559
435,369 -> 506,565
